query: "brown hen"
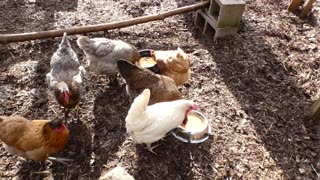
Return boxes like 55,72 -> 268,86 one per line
0,116 -> 70,163
117,60 -> 182,105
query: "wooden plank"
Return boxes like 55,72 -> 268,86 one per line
0,1 -> 210,44
288,0 -> 303,13
300,0 -> 317,18
311,96 -> 320,121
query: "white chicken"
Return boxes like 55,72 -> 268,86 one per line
125,89 -> 197,153
77,36 -> 140,82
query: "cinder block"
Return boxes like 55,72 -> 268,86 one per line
218,2 -> 246,17
195,0 -> 245,39
217,15 -> 243,28
215,27 -> 239,38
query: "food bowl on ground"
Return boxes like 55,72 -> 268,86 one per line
137,49 -> 160,74
171,110 -> 211,143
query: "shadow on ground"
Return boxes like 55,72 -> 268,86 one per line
192,19 -> 317,179
0,0 -> 78,33
90,78 -> 131,178
133,135 -> 214,179
173,0 -> 320,178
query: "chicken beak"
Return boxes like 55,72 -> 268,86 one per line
150,50 -> 156,61
182,116 -> 188,126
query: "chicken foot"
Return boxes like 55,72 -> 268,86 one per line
48,157 -> 73,165
145,144 -> 160,155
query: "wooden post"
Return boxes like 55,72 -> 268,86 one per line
300,0 -> 317,18
311,96 -> 320,121
0,1 -> 210,44
288,0 -> 303,13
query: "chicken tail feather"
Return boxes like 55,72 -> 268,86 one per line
128,89 -> 150,115
77,36 -> 95,55
117,60 -> 138,79
60,32 -> 70,48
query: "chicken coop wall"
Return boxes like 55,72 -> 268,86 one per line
195,0 -> 245,39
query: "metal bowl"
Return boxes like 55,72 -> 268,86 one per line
171,110 -> 211,143
138,49 -> 160,74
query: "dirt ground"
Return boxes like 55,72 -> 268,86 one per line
0,0 -> 320,179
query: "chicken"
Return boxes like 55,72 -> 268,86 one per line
117,60 -> 182,105
46,32 -> 85,120
77,36 -> 140,82
0,116 -> 71,164
125,89 -> 197,153
153,47 -> 191,86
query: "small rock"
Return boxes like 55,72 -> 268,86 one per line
299,168 -> 306,174
99,166 -> 134,180
29,88 -> 40,96
310,152 -> 317,157
28,0 -> 36,3
16,90 -> 28,97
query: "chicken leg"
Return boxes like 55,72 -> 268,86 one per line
63,108 -> 70,124
145,143 -> 159,155
70,104 -> 81,121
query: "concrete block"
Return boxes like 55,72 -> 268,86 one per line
215,27 -> 239,38
217,15 -> 243,28
195,0 -> 245,39
219,4 -> 245,17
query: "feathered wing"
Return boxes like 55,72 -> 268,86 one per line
117,59 -> 135,80
155,48 -> 190,85
77,36 -> 115,57
48,33 -> 81,82
46,71 -> 57,91
51,33 -> 80,71
77,36 -> 95,55
172,47 -> 190,73
0,117 -> 48,151
125,89 -> 151,135
164,56 -> 190,74
0,116 -> 29,147
72,66 -> 86,84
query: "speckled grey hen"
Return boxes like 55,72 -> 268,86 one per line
77,36 -> 140,79
46,32 -> 86,119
